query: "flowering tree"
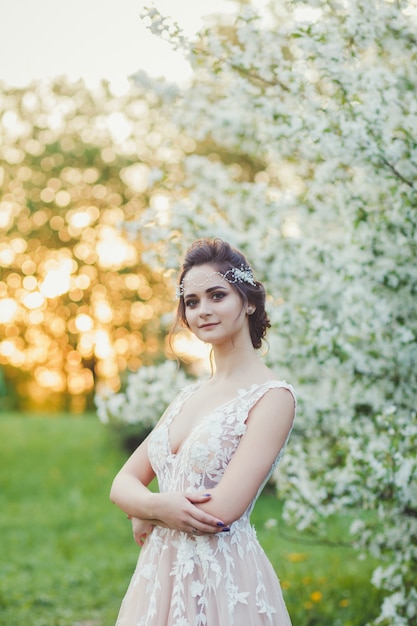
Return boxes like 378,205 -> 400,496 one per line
0,78 -> 184,409
124,1 -> 416,622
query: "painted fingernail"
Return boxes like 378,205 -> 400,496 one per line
204,493 -> 211,497
222,527 -> 230,532
216,522 -> 225,527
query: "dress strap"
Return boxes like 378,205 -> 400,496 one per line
245,380 -> 297,412
162,381 -> 202,423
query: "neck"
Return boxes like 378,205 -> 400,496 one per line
210,342 -> 261,381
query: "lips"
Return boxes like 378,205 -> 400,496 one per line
199,322 -> 219,329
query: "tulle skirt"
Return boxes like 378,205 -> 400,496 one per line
115,522 -> 292,626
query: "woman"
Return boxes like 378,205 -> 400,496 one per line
110,238 -> 296,625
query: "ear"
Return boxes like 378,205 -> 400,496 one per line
247,306 -> 256,315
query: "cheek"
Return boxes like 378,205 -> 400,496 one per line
184,307 -> 194,326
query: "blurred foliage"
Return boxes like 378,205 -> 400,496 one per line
0,78 -> 189,412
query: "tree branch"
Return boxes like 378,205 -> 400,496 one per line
379,156 -> 415,188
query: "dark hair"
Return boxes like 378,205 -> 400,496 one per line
173,238 -> 270,349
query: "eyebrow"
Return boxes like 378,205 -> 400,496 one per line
183,285 -> 228,298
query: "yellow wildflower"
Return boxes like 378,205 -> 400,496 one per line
287,552 -> 308,563
310,591 -> 322,603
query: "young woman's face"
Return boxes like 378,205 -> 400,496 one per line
182,264 -> 250,346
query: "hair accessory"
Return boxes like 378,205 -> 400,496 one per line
176,266 -> 257,298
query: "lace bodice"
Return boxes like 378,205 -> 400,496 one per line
148,380 -> 296,508
116,379 -> 296,626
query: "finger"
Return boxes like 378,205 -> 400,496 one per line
189,508 -> 227,529
185,513 -> 230,533
184,491 -> 212,503
183,500 -> 226,528
201,522 -> 231,534
189,523 -> 231,535
134,532 -> 147,546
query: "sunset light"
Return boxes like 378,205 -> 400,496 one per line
0,80 -> 173,410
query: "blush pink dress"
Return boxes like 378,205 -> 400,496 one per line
115,380 -> 296,626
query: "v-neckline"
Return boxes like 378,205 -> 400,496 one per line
166,379 -> 277,457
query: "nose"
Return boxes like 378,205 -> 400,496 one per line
198,298 -> 212,317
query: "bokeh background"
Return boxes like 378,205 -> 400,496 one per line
0,0 -> 229,412
1,1 -> 416,625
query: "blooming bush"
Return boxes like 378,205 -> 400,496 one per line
101,0 -> 417,621
96,360 -> 191,437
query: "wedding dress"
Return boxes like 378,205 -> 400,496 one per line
116,379 -> 295,626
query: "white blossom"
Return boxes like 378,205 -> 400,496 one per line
110,1 -> 417,621
95,361 -> 191,429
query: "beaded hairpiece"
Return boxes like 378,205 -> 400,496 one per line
176,266 -> 257,299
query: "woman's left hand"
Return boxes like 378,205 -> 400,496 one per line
130,517 -> 155,546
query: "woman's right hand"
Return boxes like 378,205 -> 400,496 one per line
150,491 -> 229,535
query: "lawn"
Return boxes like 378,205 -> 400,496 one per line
0,415 -> 382,625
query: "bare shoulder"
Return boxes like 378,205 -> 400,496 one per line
250,383 -> 296,424
263,384 -> 295,411
244,384 -> 295,452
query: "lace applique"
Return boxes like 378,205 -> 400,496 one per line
116,380 -> 296,626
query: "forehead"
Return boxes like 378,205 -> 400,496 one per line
182,264 -> 229,295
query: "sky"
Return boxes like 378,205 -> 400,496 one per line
0,0 -> 234,92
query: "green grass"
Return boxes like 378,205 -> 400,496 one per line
0,415 -> 135,626
252,499 -> 383,625
0,415 -> 382,625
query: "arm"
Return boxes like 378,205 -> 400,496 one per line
110,433 -> 228,534
192,387 -> 295,526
